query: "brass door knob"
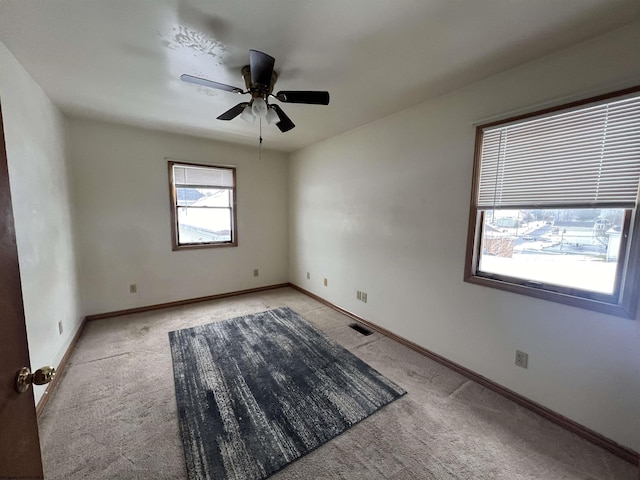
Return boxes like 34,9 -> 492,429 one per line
15,366 -> 56,393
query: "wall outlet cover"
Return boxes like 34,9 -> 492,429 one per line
253,269 -> 259,277
129,284 -> 137,294
515,350 -> 529,369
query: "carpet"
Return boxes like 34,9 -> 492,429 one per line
168,307 -> 406,480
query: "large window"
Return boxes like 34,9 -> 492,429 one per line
168,161 -> 237,249
465,87 -> 640,318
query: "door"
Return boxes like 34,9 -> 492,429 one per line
0,102 -> 44,477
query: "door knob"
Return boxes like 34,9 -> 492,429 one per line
15,366 -> 56,393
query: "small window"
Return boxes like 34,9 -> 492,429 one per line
168,161 -> 237,249
465,87 -> 640,318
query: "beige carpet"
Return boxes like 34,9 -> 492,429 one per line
38,287 -> 636,479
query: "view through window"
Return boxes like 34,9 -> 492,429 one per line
478,208 -> 626,295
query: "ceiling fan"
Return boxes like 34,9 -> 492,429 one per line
181,50 -> 330,133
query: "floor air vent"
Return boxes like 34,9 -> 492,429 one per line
349,323 -> 373,336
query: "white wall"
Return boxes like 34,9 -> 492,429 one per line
67,118 -> 289,315
289,22 -> 640,450
0,42 -> 83,405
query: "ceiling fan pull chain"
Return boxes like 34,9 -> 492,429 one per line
259,117 -> 263,161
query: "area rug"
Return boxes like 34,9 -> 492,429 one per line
169,307 -> 406,480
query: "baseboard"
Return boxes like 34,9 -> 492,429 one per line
289,283 -> 639,465
36,317 -> 88,417
85,283 -> 290,321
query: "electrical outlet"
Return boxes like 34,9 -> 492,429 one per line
357,290 -> 362,300
361,292 -> 368,303
515,350 -> 528,369
58,321 -> 63,335
306,272 -> 310,280
129,284 -> 137,294
323,278 -> 328,287
253,269 -> 259,277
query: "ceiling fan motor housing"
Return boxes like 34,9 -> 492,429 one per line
241,65 -> 278,99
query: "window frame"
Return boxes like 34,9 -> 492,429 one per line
464,86 -> 640,319
168,160 -> 238,250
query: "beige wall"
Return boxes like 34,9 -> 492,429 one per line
67,118 -> 289,315
0,42 -> 83,405
289,22 -> 640,450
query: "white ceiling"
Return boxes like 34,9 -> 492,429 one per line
1,0 -> 639,152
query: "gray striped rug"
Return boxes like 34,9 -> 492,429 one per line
169,307 -> 406,480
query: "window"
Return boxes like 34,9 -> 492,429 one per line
168,161 -> 237,249
465,87 -> 640,318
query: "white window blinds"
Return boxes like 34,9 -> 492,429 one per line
477,93 -> 640,209
173,164 -> 234,188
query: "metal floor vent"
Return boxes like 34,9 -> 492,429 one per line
349,323 -> 373,336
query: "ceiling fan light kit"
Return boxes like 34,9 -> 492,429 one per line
180,49 -> 330,134
265,107 -> 280,126
251,97 -> 268,118
240,104 -> 256,124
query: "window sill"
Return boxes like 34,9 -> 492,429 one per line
172,241 -> 237,251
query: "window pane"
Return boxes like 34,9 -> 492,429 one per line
177,207 -> 232,244
176,188 -> 231,207
477,208 -> 626,295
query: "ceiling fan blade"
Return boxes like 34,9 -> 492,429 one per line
249,50 -> 275,89
217,102 -> 249,120
276,91 -> 330,105
270,104 -> 295,132
180,74 -> 244,93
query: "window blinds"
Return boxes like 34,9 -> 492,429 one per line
173,165 -> 234,188
477,94 -> 640,209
